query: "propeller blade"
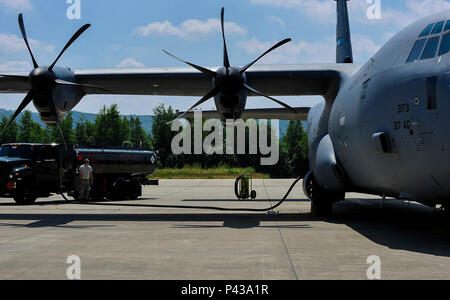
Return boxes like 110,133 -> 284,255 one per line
221,7 -> 230,68
240,38 -> 292,74
162,50 -> 216,77
48,24 -> 91,72
168,87 -> 219,124
47,95 -> 67,148
18,14 -> 39,68
55,79 -> 113,94
244,84 -> 297,114
0,90 -> 34,136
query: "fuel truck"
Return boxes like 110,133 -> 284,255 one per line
0,143 -> 157,205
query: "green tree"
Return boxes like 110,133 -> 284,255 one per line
94,104 -> 130,147
282,120 -> 309,177
150,104 -> 177,167
46,112 -> 75,144
0,116 -> 18,144
74,117 -> 88,146
17,111 -> 45,143
129,116 -> 151,148
74,116 -> 97,147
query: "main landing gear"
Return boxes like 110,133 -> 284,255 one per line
303,171 -> 344,216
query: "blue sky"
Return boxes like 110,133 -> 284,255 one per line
0,0 -> 449,115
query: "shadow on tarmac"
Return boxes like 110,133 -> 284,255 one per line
0,196 -> 449,256
326,198 -> 450,257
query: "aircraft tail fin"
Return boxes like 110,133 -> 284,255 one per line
335,0 -> 353,63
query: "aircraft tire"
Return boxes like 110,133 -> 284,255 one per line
303,171 -> 339,217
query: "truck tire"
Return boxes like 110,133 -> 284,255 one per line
14,182 -> 37,205
108,177 -> 127,201
129,178 -> 142,200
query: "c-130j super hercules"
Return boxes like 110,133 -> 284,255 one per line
0,1 -> 449,215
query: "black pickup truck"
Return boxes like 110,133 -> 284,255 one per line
0,143 -> 157,205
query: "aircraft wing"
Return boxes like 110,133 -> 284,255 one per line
0,75 -> 30,94
176,107 -> 310,121
0,64 -> 359,98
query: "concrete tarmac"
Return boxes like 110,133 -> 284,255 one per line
0,179 -> 449,280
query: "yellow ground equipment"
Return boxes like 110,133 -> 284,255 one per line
235,174 -> 257,200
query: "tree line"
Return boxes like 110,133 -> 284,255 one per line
0,103 -> 309,178
0,104 -> 151,149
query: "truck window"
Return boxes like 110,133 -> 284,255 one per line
0,146 -> 34,159
40,147 -> 58,161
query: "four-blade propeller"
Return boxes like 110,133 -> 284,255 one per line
0,14 -> 93,147
163,7 -> 296,123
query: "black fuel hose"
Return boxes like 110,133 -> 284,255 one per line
82,177 -> 302,212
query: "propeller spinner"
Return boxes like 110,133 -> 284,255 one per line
163,7 -> 296,123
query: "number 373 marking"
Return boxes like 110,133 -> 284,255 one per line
397,103 -> 410,113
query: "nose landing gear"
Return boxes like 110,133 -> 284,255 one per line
303,171 -> 344,216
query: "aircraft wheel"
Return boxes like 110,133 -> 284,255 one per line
303,171 -> 341,217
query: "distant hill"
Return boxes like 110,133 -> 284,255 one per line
0,109 -> 155,133
0,108 -> 300,136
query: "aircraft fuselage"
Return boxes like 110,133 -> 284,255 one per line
321,11 -> 450,206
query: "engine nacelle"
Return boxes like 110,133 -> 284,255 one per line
33,66 -> 85,125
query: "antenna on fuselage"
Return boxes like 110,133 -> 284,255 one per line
335,0 -> 353,63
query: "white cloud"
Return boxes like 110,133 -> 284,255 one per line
238,37 -> 334,64
0,33 -> 54,54
352,34 -> 381,58
0,0 -> 32,11
249,0 -> 337,23
238,34 -> 380,65
133,18 -> 246,39
250,0 -> 450,28
376,0 -> 450,28
0,61 -> 31,72
115,58 -> 145,68
268,16 -> 286,26
406,0 -> 450,18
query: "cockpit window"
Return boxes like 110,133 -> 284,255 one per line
408,21 -> 450,62
445,20 -> 450,32
420,23 -> 435,37
431,21 -> 445,35
406,39 -> 427,63
420,36 -> 440,60
439,32 -> 450,56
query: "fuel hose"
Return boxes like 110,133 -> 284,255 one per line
78,177 -> 302,212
